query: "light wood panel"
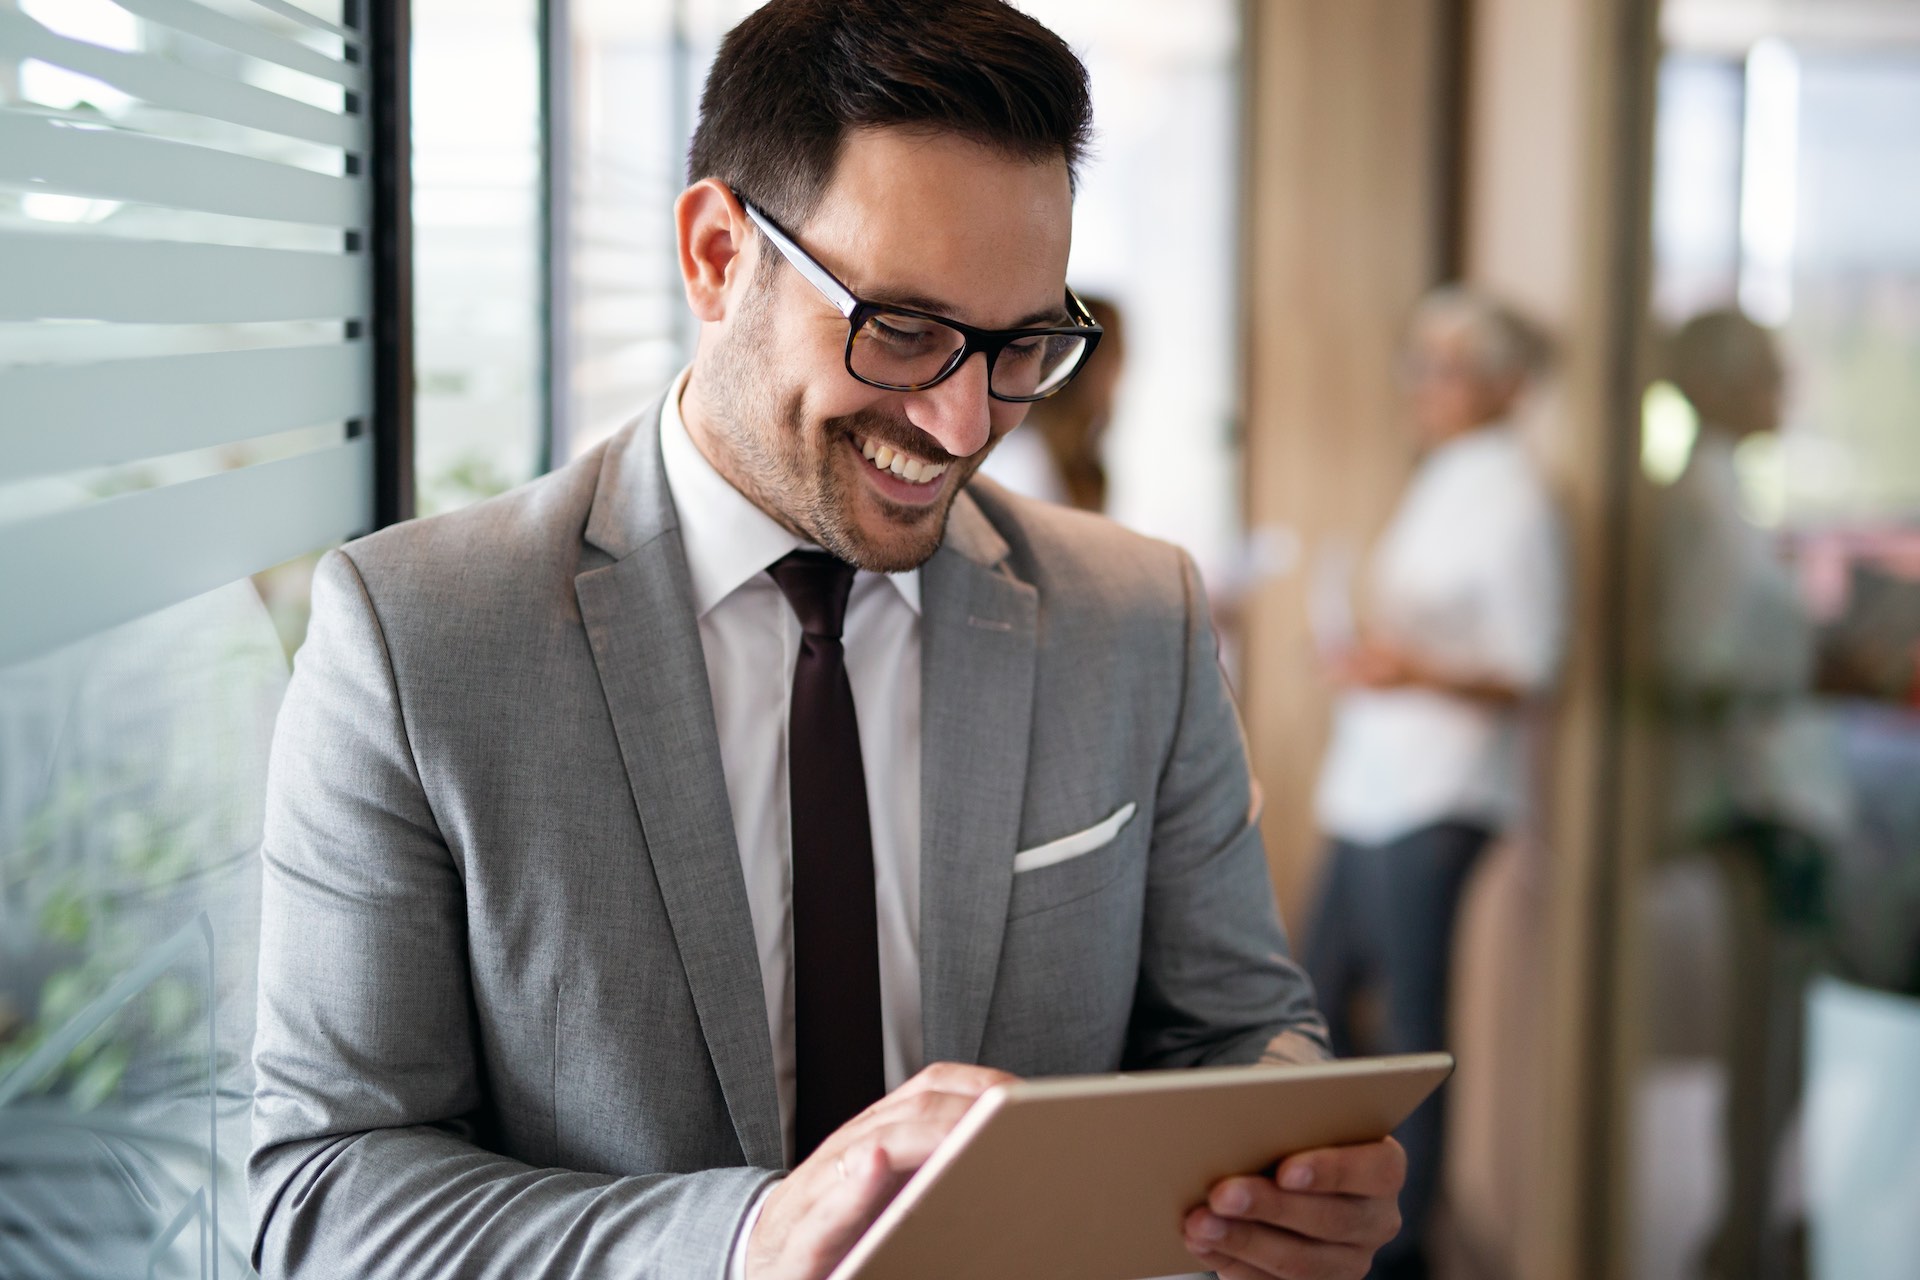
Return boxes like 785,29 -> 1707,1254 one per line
1458,0 -> 1660,1276
1239,0 -> 1448,939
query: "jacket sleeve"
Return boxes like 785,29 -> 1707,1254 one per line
1123,550 -> 1332,1071
249,548 -> 775,1279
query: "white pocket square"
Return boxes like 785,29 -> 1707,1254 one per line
1011,802 -> 1138,874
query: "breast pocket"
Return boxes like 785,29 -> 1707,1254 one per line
1007,802 -> 1138,919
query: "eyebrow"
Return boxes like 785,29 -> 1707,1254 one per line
862,289 -> 1072,330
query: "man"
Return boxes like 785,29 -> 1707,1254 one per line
250,3 -> 1405,1277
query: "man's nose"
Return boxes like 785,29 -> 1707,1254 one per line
903,351 -> 993,459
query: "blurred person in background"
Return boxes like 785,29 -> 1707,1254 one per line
1651,308 -> 1855,1280
1306,286 -> 1566,1280
978,294 -> 1125,511
1657,308 -> 1851,852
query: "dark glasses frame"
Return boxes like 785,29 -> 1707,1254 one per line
737,194 -> 1104,403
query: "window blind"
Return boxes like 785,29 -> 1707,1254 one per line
0,0 -> 380,667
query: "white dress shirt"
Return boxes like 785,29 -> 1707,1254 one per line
1314,424 -> 1566,845
664,376 -> 1213,1280
658,371 -> 926,1170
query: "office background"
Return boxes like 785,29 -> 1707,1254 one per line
3,0 -> 1918,1277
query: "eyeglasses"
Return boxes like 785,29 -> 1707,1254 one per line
738,196 -> 1103,404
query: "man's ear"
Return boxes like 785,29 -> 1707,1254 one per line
676,178 -> 755,323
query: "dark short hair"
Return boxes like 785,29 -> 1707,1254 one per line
687,0 -> 1092,227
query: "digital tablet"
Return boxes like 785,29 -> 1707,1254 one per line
826,1052 -> 1455,1280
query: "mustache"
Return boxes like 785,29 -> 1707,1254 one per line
829,410 -> 959,466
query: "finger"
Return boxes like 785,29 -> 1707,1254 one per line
782,1143 -> 898,1275
853,1117 -> 979,1180
833,1085 -> 986,1155
787,1118 -> 962,1239
889,1061 -> 1019,1101
789,1102 -> 982,1223
1184,1209 -> 1368,1279
806,1087 -> 978,1167
1274,1137 -> 1407,1199
1207,1176 -> 1400,1248
784,1084 -> 992,1225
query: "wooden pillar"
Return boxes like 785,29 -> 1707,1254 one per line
1458,0 -> 1659,1276
1238,0 -> 1452,939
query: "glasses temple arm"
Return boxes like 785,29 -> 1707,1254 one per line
739,199 -> 861,320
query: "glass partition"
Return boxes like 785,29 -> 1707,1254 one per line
0,0 -> 382,1273
410,0 -> 543,515
1622,7 -> 1920,1278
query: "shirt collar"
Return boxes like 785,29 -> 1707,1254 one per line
657,367 -> 921,618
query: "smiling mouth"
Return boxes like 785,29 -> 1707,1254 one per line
856,434 -> 951,486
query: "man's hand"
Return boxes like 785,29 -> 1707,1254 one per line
745,1062 -> 1016,1280
1182,1137 -> 1407,1279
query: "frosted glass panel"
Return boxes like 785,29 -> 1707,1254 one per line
0,0 -> 376,652
0,1 -> 376,1275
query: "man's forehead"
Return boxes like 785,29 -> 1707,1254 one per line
802,128 -> 1074,329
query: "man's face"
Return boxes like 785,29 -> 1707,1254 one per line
689,128 -> 1075,572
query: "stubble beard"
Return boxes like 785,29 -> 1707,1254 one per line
698,293 -> 978,574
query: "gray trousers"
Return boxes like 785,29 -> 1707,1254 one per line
1304,820 -> 1491,1278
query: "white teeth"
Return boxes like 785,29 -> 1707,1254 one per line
855,435 -> 948,485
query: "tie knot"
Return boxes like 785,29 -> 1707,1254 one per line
768,550 -> 857,640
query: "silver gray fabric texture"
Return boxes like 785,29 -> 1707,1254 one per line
249,399 -> 1328,1277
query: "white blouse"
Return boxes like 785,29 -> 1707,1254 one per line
1314,425 -> 1566,845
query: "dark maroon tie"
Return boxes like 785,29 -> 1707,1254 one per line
767,550 -> 886,1161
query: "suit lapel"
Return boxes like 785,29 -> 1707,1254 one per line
573,408 -> 784,1170
918,492 -> 1037,1066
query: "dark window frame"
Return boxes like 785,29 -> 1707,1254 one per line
360,0 -> 415,529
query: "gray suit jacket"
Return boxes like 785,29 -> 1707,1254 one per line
249,402 -> 1327,1277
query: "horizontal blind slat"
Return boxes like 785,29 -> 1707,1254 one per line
0,344 -> 371,481
0,437 -> 373,666
0,114 -> 366,226
113,0 -> 365,92
243,0 -> 358,44
0,233 -> 368,322
0,10 -> 364,149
